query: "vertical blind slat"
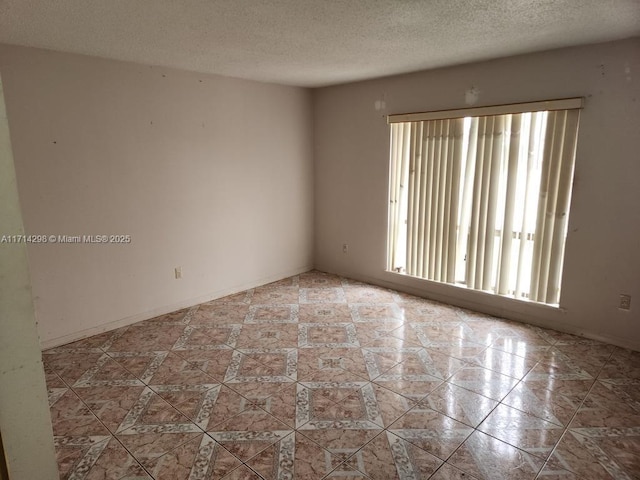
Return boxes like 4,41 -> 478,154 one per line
498,114 -> 521,294
415,122 -> 428,277
447,118 -> 465,283
407,122 -> 418,275
467,116 -> 486,289
387,106 -> 579,307
483,115 -> 504,291
459,118 -> 478,284
545,109 -> 579,303
389,124 -> 400,270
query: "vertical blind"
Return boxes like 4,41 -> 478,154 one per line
387,99 -> 581,305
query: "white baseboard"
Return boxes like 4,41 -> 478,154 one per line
40,264 -> 313,350
318,267 -> 640,352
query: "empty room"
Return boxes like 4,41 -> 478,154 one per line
0,1 -> 639,479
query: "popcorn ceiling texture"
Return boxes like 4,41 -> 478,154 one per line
0,0 -> 639,87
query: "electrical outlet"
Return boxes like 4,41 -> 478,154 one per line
175,267 -> 182,279
619,294 -> 631,310
343,243 -> 348,254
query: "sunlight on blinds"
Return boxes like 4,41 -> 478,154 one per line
387,100 -> 581,305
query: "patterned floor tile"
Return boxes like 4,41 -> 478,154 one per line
171,347 -> 235,380
447,430 -> 544,480
489,339 -> 552,364
373,377 -> 442,402
452,322 -> 510,347
235,323 -> 299,349
235,382 -> 298,428
598,348 -> 640,382
369,384 -> 418,427
477,403 -> 564,458
299,271 -> 343,288
42,270 -> 640,480
72,385 -> 147,432
54,435 -> 152,480
223,350 -> 294,383
355,322 -> 414,349
148,352 -> 220,386
299,303 -> 353,322
419,339 -> 489,362
105,350 -> 168,383
420,383 -> 498,428
299,287 -> 347,304
107,323 -> 187,352
43,351 -> 106,385
388,406 -> 474,459
379,348 -> 465,382
448,365 -> 519,401
361,347 -> 414,379
344,431 -> 443,479
50,389 -> 111,437
569,380 -> 640,428
534,461 -> 581,479
544,428 -> 639,479
296,347 -> 369,382
385,323 -> 426,347
244,303 -> 299,324
114,387 -> 197,435
172,324 -> 243,350
44,363 -> 67,388
296,382 -> 382,429
70,353 -> 143,388
142,433 -> 242,479
471,346 -> 537,379
239,432 -> 295,479
221,464 -> 264,479
299,322 -> 360,348
251,286 -> 300,305
502,381 -> 584,427
398,299 -> 461,323
408,320 -> 464,343
46,327 -> 128,353
298,429 -> 382,458
208,414 -> 292,463
190,302 -> 251,325
201,385 -> 260,430
537,345 -> 612,378
350,303 -> 404,322
343,286 -> 396,304
150,384 -> 221,429
114,387 -> 202,462
429,462 -> 481,479
249,430 -> 361,479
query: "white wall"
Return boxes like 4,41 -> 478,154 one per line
314,38 -> 640,350
0,45 -> 314,348
0,74 -> 59,479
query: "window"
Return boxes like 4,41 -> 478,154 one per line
387,98 -> 582,305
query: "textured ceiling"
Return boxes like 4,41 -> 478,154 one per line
1,0 -> 639,87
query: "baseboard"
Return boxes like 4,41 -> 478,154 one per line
317,267 -> 640,352
40,264 -> 313,350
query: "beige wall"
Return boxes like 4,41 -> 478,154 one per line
0,45 -> 314,348
314,38 -> 640,350
0,74 -> 59,479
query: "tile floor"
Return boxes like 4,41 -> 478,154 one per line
42,271 -> 640,479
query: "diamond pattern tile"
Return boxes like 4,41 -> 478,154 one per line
42,270 -> 640,479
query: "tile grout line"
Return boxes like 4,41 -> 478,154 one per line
531,346 -> 616,479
